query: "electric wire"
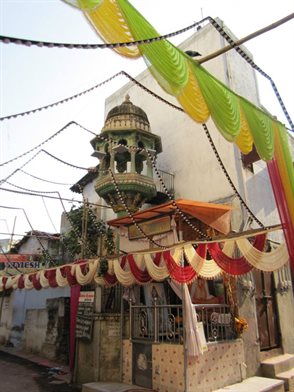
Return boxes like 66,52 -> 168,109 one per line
41,196 -> 58,232
20,169 -> 73,186
0,186 -> 109,209
0,205 -> 56,266
0,17 -> 209,50
0,72 -> 123,122
0,121 -> 95,167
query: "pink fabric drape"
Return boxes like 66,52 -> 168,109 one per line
70,285 -> 80,372
267,159 -> 294,271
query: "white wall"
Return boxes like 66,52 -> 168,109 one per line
18,236 -> 49,254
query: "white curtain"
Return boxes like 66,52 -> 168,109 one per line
169,279 -> 205,357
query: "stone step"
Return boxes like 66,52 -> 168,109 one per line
82,382 -> 153,392
276,368 -> 294,392
261,354 -> 294,378
214,376 -> 285,392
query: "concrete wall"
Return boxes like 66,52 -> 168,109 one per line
0,295 -> 13,345
75,314 -> 121,385
0,287 -> 70,347
23,297 -> 70,362
17,237 -> 49,255
23,308 -> 48,353
237,279 -> 260,377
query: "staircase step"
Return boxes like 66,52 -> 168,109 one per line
276,368 -> 294,392
214,376 -> 285,392
82,382 -> 152,392
261,354 -> 294,378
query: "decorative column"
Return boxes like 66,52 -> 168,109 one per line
146,158 -> 153,178
130,150 -> 136,173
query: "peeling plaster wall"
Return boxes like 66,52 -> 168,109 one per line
22,297 -> 70,363
75,314 -> 121,385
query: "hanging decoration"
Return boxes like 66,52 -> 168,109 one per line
236,238 -> 289,272
207,234 -> 266,275
0,232 -> 289,291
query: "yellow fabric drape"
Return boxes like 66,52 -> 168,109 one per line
112,258 -> 136,286
56,266 -> 69,287
236,239 -> 289,271
75,259 -> 99,285
39,269 -> 50,288
183,244 -> 205,273
24,274 -> 34,290
144,253 -> 169,281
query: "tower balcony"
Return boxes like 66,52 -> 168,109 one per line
95,172 -> 157,216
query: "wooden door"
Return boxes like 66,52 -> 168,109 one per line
254,270 -> 280,350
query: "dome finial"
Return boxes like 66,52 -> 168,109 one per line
124,93 -> 130,102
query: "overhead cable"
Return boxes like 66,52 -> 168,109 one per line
0,205 -> 56,265
19,169 -> 73,186
0,121 -> 95,167
0,17 -> 208,50
0,186 -> 109,209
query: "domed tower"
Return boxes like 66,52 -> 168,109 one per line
91,95 -> 162,217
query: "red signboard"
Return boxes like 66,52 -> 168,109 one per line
0,254 -> 40,263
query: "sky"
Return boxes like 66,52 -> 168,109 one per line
0,0 -> 293,243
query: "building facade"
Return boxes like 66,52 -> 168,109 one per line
70,20 -> 294,392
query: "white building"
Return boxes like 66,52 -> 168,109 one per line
71,20 -> 294,392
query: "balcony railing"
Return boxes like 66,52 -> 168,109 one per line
129,303 -> 235,344
154,169 -> 174,196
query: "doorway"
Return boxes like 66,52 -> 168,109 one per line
253,270 -> 280,350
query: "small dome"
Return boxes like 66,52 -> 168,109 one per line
105,94 -> 150,125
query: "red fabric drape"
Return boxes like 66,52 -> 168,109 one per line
163,250 -> 197,283
152,252 -> 163,266
46,269 -> 58,288
207,234 -> 266,275
17,275 -> 25,289
65,266 -> 78,286
127,254 -> 152,283
195,243 -> 207,258
69,285 -> 80,372
267,159 -> 294,271
1,276 -> 8,290
32,273 -> 42,290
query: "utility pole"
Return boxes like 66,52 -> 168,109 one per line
81,200 -> 89,258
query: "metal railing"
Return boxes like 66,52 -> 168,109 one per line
194,304 -> 235,342
155,169 -> 174,196
129,303 -> 235,344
